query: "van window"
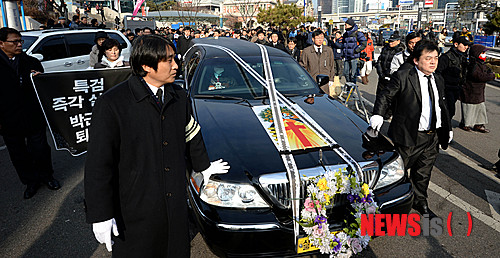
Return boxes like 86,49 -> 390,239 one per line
108,33 -> 128,50
32,36 -> 68,61
65,33 -> 95,57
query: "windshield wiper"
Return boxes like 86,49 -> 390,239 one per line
194,94 -> 245,100
254,93 -> 299,100
194,95 -> 252,107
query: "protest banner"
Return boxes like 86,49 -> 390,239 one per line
32,68 -> 132,156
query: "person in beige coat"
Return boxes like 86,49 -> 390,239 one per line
299,30 -> 335,81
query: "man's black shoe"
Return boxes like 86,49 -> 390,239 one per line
413,204 -> 438,219
44,178 -> 61,190
24,183 -> 40,199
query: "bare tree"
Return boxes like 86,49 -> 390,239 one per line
174,0 -> 204,27
223,0 -> 263,28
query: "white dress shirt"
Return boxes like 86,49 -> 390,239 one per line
314,45 -> 322,54
146,82 -> 164,103
415,67 -> 442,131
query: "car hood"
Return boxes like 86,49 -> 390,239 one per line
194,95 -> 394,182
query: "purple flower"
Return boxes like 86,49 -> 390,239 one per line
331,237 -> 342,252
347,194 -> 356,203
314,215 -> 327,228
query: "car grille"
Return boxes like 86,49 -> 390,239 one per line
259,162 -> 377,209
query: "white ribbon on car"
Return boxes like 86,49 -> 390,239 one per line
189,43 -> 363,240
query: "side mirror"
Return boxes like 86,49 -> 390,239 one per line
316,74 -> 329,87
31,53 -> 44,61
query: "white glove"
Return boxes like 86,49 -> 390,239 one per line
201,159 -> 230,185
93,218 -> 119,252
369,115 -> 384,132
449,130 -> 453,143
328,81 -> 334,86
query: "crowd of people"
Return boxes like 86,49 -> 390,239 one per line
2,12 -> 499,255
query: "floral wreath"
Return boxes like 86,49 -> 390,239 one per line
299,168 -> 379,256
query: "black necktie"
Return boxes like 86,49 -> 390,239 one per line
156,88 -> 163,106
424,75 -> 437,130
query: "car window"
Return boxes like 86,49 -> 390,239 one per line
185,51 -> 201,85
194,56 -> 318,99
21,35 -> 38,52
32,36 -> 68,61
65,33 -> 95,57
108,33 -> 128,50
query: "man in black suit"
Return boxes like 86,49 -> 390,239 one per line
85,35 -> 229,256
370,40 -> 451,218
266,31 -> 287,52
176,26 -> 192,60
0,27 -> 60,199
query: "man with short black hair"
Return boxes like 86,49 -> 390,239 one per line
266,31 -> 287,52
142,27 -> 154,35
375,33 -> 403,97
300,30 -> 335,81
85,35 -> 229,256
0,27 -> 61,199
371,40 -> 451,218
390,32 -> 422,73
254,30 -> 267,45
80,16 -> 89,27
436,36 -> 471,122
70,15 -> 80,28
176,26 -> 191,59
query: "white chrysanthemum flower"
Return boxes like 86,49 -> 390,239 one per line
307,183 -> 318,196
359,234 -> 371,247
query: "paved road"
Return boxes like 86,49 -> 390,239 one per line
1,50 -> 499,257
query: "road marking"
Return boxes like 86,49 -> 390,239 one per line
485,190 -> 500,222
486,83 -> 500,91
0,145 -> 6,151
440,148 -> 500,185
429,181 -> 500,233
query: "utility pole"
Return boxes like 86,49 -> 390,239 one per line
417,1 -> 423,31
318,4 -> 322,30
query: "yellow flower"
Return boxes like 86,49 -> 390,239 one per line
317,178 -> 329,191
361,183 -> 370,196
324,193 -> 331,205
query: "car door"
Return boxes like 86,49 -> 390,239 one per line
31,35 -> 70,72
64,32 -> 95,70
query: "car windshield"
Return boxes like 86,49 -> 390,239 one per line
193,56 -> 318,99
21,36 -> 38,52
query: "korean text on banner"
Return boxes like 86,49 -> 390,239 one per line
32,68 -> 132,156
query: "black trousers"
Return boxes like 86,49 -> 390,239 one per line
3,128 -> 54,185
445,87 -> 461,119
396,132 -> 439,206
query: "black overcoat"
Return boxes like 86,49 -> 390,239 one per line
0,52 -> 45,136
84,75 -> 210,257
373,67 -> 451,149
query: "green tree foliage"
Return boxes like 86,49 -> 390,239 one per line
257,4 -> 314,28
146,0 -> 176,11
484,7 -> 500,34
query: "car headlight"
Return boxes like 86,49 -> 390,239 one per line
190,172 -> 270,208
375,155 -> 405,190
